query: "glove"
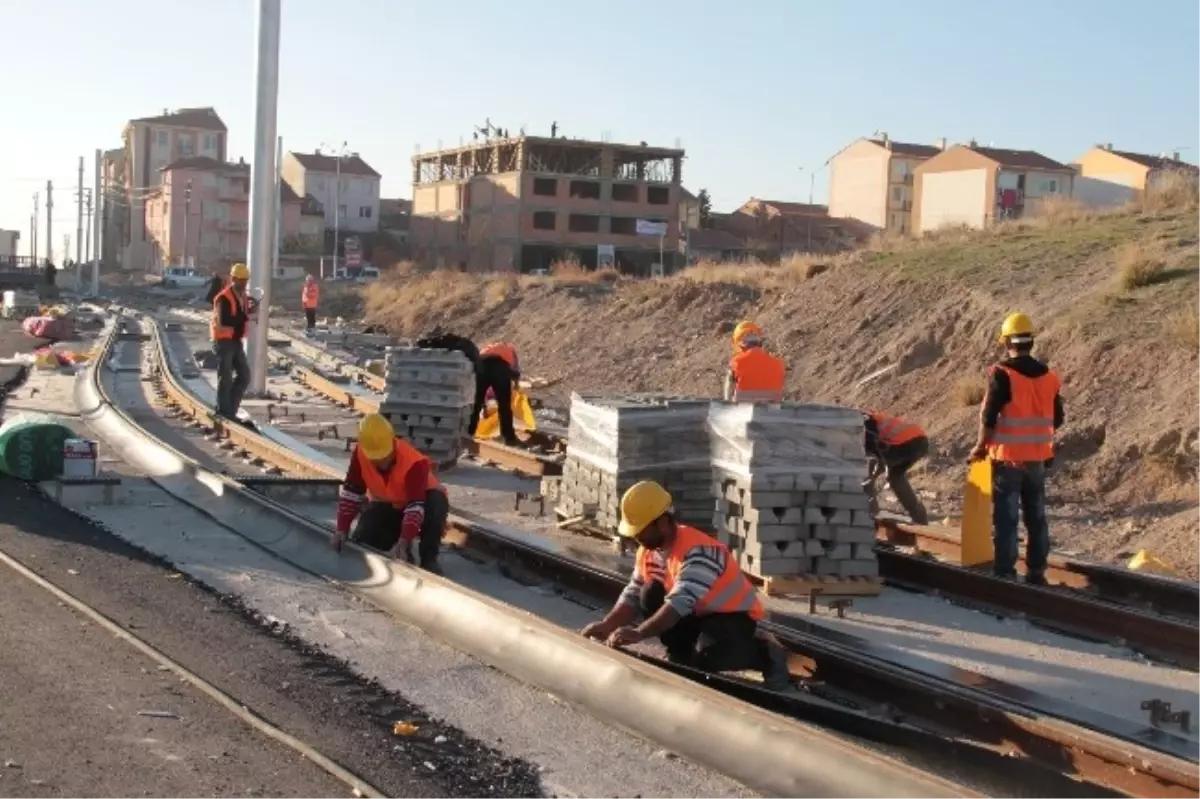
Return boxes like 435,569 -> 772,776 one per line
399,502 -> 425,545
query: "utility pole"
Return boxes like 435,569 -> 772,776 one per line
75,156 -> 84,291
323,139 -> 347,276
45,181 -> 53,264
84,190 -> 94,269
272,135 -> 282,278
32,193 -> 39,265
183,179 -> 192,268
246,0 -> 281,396
93,148 -> 102,294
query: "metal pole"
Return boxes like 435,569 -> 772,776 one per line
183,179 -> 192,268
245,0 -> 281,396
32,193 -> 38,264
272,135 -> 282,278
92,149 -> 101,294
76,156 -> 84,290
46,181 -> 53,264
84,191 -> 93,268
332,150 -> 341,277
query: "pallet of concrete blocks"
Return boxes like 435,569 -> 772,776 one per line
557,393 -> 714,539
379,345 -> 475,468
707,401 -> 881,597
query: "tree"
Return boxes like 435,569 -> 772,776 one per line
697,189 -> 713,229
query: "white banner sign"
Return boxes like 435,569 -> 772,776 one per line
636,219 -> 668,237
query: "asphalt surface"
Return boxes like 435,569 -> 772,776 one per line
0,477 -> 544,798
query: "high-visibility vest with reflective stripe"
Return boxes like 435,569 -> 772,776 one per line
481,342 -> 518,371
635,524 -> 764,621
729,347 -> 785,402
210,285 -> 244,341
986,365 -> 1060,463
868,411 -> 925,447
302,281 -> 319,309
354,438 -> 442,507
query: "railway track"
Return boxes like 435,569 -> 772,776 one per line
97,305 -> 1200,798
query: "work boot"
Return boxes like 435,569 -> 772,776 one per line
759,636 -> 792,692
1025,573 -> 1048,587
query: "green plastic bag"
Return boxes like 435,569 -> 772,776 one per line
0,414 -> 76,481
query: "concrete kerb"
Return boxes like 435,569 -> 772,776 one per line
74,311 -> 969,799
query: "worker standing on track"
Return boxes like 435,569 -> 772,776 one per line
581,481 -> 791,692
474,341 -> 523,446
970,312 -> 1064,586
333,413 -> 449,574
863,411 -> 930,524
724,321 -> 786,402
301,274 -> 320,334
210,262 -> 256,422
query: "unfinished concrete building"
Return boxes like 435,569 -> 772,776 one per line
410,135 -> 684,273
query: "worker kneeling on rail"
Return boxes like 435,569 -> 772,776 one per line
333,413 -> 449,574
581,481 -> 791,691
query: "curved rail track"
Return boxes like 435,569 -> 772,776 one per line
92,303 -> 1200,797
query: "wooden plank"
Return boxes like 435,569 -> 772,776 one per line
747,573 -> 884,599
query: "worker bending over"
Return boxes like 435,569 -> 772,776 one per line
581,481 -> 791,691
301,274 -> 320,333
334,413 -> 449,574
210,262 -> 257,421
724,321 -> 786,402
970,312 -> 1064,586
863,411 -> 930,524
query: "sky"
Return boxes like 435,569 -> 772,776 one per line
1,0 -> 1197,259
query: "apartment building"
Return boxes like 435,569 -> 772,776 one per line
913,144 -> 1075,234
281,151 -> 381,234
144,156 -> 300,269
828,135 -> 945,234
1072,144 -> 1199,207
120,107 -> 228,269
410,134 -> 684,273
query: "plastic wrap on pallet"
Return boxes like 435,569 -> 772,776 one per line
707,401 -> 868,479
564,392 -> 711,474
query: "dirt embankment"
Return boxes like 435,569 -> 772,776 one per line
356,202 -> 1200,577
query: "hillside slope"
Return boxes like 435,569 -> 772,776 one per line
358,206 -> 1200,577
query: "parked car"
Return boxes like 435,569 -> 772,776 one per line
158,266 -> 210,289
355,266 -> 380,283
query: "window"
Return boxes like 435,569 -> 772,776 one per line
892,186 -> 904,202
532,178 -> 557,197
178,134 -> 194,156
339,178 -> 349,193
610,217 -> 637,235
313,178 -> 325,193
611,184 -> 638,202
338,204 -> 347,217
157,130 -> 168,146
569,180 -> 601,199
359,206 -> 373,218
892,160 -> 911,181
647,186 -> 670,205
1041,179 -> 1058,193
532,211 -> 556,230
567,214 -> 600,233
203,134 -> 215,152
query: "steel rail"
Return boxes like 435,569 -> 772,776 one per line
134,314 -> 1199,799
86,310 -> 972,799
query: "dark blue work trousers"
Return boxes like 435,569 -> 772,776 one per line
991,461 -> 1050,580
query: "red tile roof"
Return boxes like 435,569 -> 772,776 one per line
1109,149 -> 1200,174
161,157 -> 300,201
867,139 -> 943,158
290,151 -> 380,177
131,107 -> 227,132
970,146 -> 1071,172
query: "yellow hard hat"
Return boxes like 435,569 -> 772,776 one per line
230,262 -> 250,280
358,413 -> 395,460
732,321 -> 764,349
999,312 -> 1034,342
618,481 -> 673,538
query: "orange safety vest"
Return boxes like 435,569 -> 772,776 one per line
985,365 -> 1060,463
210,285 -> 245,341
302,280 -> 319,309
868,411 -> 925,446
354,438 -> 443,507
636,524 -> 764,621
729,347 -> 785,402
480,342 -> 519,370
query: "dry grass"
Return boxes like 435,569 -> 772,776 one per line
1138,169 -> 1200,214
1114,239 -> 1170,290
1167,304 -> 1200,351
547,257 -> 620,285
954,377 -> 986,407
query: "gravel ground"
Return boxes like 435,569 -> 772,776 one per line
0,551 -> 349,798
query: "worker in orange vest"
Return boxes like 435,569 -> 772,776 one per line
970,312 -> 1064,585
863,411 -> 930,524
472,341 -> 522,446
210,262 -> 257,421
581,481 -> 791,692
333,413 -> 449,574
301,274 -> 320,333
723,321 -> 786,402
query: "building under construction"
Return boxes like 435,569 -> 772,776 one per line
410,133 -> 684,273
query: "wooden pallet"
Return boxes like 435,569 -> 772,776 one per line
747,573 -> 883,599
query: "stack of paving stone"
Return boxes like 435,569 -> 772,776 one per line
557,394 -> 713,533
708,402 -> 878,582
379,345 -> 474,467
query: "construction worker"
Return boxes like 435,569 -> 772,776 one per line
970,312 -> 1064,586
210,262 -> 257,421
863,411 -> 930,524
301,274 -> 320,333
333,413 -> 449,574
474,342 -> 522,446
581,481 -> 791,692
724,321 -> 785,402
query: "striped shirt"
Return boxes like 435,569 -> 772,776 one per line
618,544 -> 727,617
